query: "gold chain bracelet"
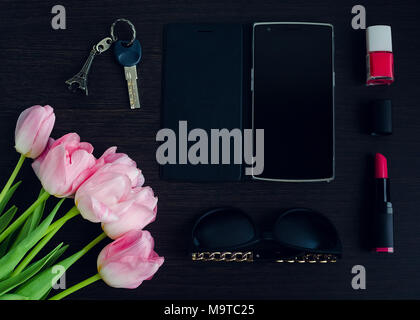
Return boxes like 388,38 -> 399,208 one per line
192,252 -> 337,263
276,253 -> 337,263
192,251 -> 254,262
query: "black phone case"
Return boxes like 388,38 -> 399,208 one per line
161,23 -> 245,182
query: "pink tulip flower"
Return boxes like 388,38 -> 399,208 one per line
15,105 -> 55,159
32,133 -> 96,197
94,147 -> 144,187
102,186 -> 158,239
97,230 -> 164,289
75,162 -> 157,224
75,170 -> 133,223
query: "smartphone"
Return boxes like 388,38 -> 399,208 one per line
251,22 -> 335,182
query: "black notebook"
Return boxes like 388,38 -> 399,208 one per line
161,24 -> 245,181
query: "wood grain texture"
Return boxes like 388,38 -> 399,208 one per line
0,0 -> 419,299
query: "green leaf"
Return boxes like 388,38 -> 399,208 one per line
0,293 -> 30,300
0,200 -> 62,281
42,245 -> 69,271
0,192 -> 50,245
15,232 -> 106,300
17,245 -> 69,301
0,220 -> 22,258
11,189 -> 46,249
40,288 -> 52,300
0,219 -> 26,258
0,181 -> 21,216
0,206 -> 17,234
0,243 -> 64,296
15,248 -> 85,300
0,232 -> 16,258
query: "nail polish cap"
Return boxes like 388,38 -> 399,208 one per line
366,25 -> 393,53
371,99 -> 392,136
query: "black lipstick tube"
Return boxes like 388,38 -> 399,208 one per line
373,178 -> 394,253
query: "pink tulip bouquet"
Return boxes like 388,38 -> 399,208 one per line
0,105 -> 164,300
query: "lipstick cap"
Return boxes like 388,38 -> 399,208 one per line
366,25 -> 393,53
371,100 -> 392,136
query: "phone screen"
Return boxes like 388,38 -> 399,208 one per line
252,23 -> 334,181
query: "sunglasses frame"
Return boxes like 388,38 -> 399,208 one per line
191,207 -> 342,263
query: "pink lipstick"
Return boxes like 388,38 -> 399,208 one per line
375,153 -> 388,179
373,153 -> 394,253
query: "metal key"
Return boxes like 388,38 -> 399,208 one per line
114,39 -> 142,109
65,37 -> 113,95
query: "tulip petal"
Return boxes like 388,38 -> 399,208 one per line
15,106 -> 38,135
32,138 -> 54,177
129,187 -> 158,209
67,149 -> 96,193
51,132 -> 80,148
15,105 -> 54,158
78,142 -> 94,154
30,112 -> 56,158
102,204 -> 157,239
15,106 -> 45,147
38,145 -> 68,196
99,259 -> 163,289
97,230 -> 164,289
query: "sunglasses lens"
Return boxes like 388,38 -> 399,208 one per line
273,208 -> 340,251
192,208 -> 256,250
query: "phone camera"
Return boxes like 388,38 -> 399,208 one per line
267,27 -> 271,32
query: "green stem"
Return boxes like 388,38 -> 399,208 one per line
63,232 -> 107,268
48,233 -> 107,300
57,232 -> 107,274
81,232 -> 107,254
45,206 -> 80,235
0,154 -> 25,204
12,206 -> 79,276
0,191 -> 50,244
49,274 -> 101,300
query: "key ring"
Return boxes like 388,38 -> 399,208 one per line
110,18 -> 136,47
94,37 -> 113,54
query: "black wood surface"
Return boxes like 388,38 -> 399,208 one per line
0,0 -> 419,300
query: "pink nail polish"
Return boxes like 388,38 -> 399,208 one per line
366,25 -> 394,86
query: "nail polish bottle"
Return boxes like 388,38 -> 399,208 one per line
366,25 -> 394,86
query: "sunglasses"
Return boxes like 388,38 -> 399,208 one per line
191,207 -> 341,263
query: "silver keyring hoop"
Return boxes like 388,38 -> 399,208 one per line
110,18 -> 136,47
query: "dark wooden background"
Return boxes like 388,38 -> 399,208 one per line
0,0 -> 419,300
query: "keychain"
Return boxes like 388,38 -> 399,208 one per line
65,37 -> 113,95
65,18 -> 142,109
111,19 -> 142,109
